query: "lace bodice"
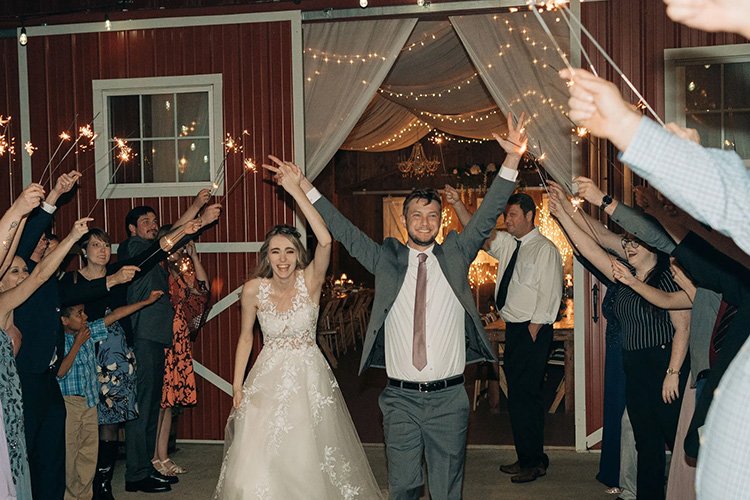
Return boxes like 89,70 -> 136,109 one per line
256,270 -> 319,350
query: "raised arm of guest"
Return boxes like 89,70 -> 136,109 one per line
0,217 -> 91,321
183,242 -> 209,291
548,188 -> 617,282
550,179 -> 625,258
0,184 -> 44,275
560,68 -> 750,254
610,260 -> 692,310
17,171 -> 81,261
104,290 -> 164,327
263,156 -> 332,297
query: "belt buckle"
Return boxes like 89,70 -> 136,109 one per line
418,382 -> 428,393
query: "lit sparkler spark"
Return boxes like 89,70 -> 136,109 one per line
538,153 -> 546,161
24,142 -> 37,156
59,132 -> 71,141
114,137 -> 133,162
571,197 -> 584,212
79,125 -> 94,139
576,126 -> 588,137
0,135 -> 7,156
0,116 -> 10,127
243,158 -> 256,172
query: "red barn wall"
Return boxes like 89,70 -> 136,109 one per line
6,17 -> 297,440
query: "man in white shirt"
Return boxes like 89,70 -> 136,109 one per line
448,191 -> 563,483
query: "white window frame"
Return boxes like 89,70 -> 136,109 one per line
92,74 -> 223,199
664,43 -> 750,167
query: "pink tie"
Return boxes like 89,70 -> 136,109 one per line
413,253 -> 428,371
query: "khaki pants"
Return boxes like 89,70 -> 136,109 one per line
63,396 -> 98,500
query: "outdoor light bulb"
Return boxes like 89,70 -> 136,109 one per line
105,15 -> 111,31
417,0 -> 425,5
19,27 -> 27,46
360,0 -> 368,7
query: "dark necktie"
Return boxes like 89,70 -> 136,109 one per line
413,253 -> 428,371
495,239 -> 521,311
709,300 -> 738,366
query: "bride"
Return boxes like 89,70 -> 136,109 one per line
213,157 -> 382,499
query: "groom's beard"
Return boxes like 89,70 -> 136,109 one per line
407,230 -> 437,248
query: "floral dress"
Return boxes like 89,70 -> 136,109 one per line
97,314 -> 139,424
0,329 -> 32,499
162,258 -> 209,408
213,270 -> 382,499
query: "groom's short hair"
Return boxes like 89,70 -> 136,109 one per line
403,188 -> 442,217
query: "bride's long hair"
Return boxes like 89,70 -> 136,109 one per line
253,225 -> 310,279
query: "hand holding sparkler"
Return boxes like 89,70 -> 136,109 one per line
191,189 -> 211,211
559,69 -> 643,152
200,203 -> 223,226
633,185 -> 661,215
443,184 -> 462,206
145,290 -> 165,305
663,0 -> 750,38
46,170 -> 82,206
11,183 -> 45,217
547,180 -> 576,216
492,111 -> 527,167
573,176 -> 609,209
108,265 -> 141,287
69,217 -> 94,241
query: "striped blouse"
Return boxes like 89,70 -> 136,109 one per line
613,268 -> 680,351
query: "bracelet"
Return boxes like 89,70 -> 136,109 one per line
666,367 -> 680,376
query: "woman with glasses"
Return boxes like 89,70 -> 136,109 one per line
549,179 -> 690,500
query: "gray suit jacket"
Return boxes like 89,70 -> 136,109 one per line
314,175 -> 517,375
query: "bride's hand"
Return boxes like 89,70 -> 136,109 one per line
233,386 -> 243,409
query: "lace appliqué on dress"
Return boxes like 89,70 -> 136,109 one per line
320,446 -> 363,500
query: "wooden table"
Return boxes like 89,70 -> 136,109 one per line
484,307 -> 575,414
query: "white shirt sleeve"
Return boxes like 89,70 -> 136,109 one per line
41,201 -> 57,214
305,187 -> 323,204
530,243 -> 564,325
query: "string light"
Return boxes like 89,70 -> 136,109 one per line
428,132 -> 492,144
379,73 -> 480,100
418,108 -> 502,125
362,120 -> 432,151
19,27 -> 27,47
104,14 -> 111,31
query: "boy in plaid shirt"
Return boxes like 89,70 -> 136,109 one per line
57,290 -> 163,500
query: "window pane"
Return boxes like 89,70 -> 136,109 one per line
143,140 -> 177,183
112,140 -> 142,184
686,113 -> 722,149
725,112 -> 750,159
109,95 -> 140,139
142,94 -> 175,138
725,62 -> 750,110
684,64 -> 721,112
177,139 -> 210,182
176,92 -> 209,137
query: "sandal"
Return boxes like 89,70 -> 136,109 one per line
163,458 -> 188,474
151,458 -> 177,477
605,487 -> 623,495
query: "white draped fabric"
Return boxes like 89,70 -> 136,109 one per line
303,19 -> 417,180
451,12 -> 575,189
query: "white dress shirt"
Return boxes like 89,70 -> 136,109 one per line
487,227 -> 562,325
385,245 -> 465,382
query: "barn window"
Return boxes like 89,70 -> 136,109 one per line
665,46 -> 750,166
92,74 -> 223,198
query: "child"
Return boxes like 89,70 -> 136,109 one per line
57,290 -> 163,500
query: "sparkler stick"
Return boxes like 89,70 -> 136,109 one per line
39,115 -> 78,185
557,6 -> 598,77
529,4 -> 575,74
220,159 -> 257,204
558,3 -> 665,127
137,226 -> 187,268
42,112 -> 101,184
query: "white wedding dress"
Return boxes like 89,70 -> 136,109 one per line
214,270 -> 383,500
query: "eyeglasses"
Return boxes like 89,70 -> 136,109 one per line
621,238 -> 640,249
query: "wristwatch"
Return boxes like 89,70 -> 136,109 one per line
600,194 -> 613,211
666,367 -> 680,376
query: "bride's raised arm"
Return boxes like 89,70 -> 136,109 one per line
263,156 -> 332,296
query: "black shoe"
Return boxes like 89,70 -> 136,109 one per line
499,461 -> 521,475
93,440 -> 118,500
511,465 -> 547,484
150,468 -> 179,484
125,476 -> 172,493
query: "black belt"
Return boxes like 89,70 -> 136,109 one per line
387,375 -> 464,393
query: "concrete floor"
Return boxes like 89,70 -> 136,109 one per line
111,443 -> 611,499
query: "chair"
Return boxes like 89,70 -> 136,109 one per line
317,298 -> 343,364
547,346 -> 566,413
472,323 -> 508,411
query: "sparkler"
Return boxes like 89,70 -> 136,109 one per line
38,116 -> 78,185
40,113 -> 101,184
529,3 -> 575,74
24,142 -> 37,156
219,158 -> 257,204
85,138 -> 135,218
557,2 -> 665,127
210,132 -> 247,195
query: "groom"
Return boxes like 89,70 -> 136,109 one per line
302,114 -> 526,499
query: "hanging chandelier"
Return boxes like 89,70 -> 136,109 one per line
397,142 -> 440,178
